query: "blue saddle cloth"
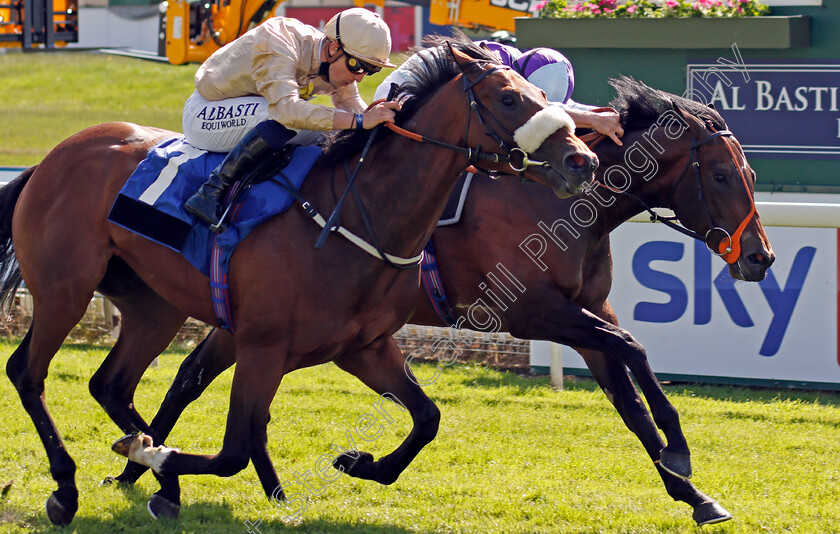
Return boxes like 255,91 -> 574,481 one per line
107,136 -> 323,277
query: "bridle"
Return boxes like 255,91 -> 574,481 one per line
385,55 -> 565,176
275,51 -> 568,269
597,115 -> 757,265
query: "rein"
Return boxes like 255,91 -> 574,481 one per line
270,57 -> 543,269
594,120 -> 757,265
298,57 -> 565,269
385,64 -> 560,175
271,166 -> 423,268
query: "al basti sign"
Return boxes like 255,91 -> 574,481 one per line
686,58 -> 840,158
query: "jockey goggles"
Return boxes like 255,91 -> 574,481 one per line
344,53 -> 382,76
332,11 -> 385,76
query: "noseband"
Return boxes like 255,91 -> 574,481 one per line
596,116 -> 757,265
386,59 -> 566,176
665,122 -> 757,264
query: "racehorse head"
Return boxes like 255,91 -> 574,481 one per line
447,44 -> 598,198
372,32 -> 597,199
611,76 -> 774,282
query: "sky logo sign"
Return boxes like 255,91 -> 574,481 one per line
632,240 -> 815,357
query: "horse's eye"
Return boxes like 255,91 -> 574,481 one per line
713,173 -> 726,184
501,94 -> 516,107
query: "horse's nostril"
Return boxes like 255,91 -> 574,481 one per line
749,252 -> 772,267
567,154 -> 586,170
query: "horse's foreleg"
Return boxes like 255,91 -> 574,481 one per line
112,344 -> 285,492
511,295 -> 691,478
577,347 -> 731,526
89,293 -> 187,518
113,329 -> 284,503
332,336 -> 440,485
113,328 -> 236,485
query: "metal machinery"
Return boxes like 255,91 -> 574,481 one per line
160,0 -> 529,65
160,0 -> 280,64
0,0 -> 78,49
428,0 -> 537,33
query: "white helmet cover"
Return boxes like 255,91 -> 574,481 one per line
325,8 -> 396,68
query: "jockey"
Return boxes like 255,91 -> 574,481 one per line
183,8 -> 400,231
374,40 -> 624,146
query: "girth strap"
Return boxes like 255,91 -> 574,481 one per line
420,238 -> 457,326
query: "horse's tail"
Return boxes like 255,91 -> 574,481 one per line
0,166 -> 35,313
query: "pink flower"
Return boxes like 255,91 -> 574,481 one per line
626,4 -> 637,11
530,0 -> 548,11
665,0 -> 679,7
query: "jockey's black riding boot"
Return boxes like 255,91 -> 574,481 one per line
185,121 -> 295,232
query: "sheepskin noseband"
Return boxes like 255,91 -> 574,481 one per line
513,106 -> 576,154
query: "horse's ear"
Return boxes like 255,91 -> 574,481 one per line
448,43 -> 473,69
670,99 -> 690,120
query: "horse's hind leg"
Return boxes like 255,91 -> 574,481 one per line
332,336 -> 441,485
576,348 -> 731,526
6,292 -> 96,526
88,290 -> 187,518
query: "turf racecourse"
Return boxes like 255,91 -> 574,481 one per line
2,52 -> 840,533
0,340 -> 839,533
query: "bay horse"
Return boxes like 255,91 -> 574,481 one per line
0,36 -> 597,526
112,77 -> 773,526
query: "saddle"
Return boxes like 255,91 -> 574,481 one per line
107,136 -> 322,276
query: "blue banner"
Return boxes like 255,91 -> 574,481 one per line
687,58 -> 840,159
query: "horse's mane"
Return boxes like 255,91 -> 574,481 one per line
316,29 -> 499,167
609,75 -> 728,132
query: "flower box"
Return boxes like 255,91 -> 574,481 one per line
514,15 -> 810,49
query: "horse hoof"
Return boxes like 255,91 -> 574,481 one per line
333,451 -> 375,479
147,493 -> 180,520
693,501 -> 732,526
100,476 -> 116,486
45,492 -> 76,527
112,433 -> 142,458
659,448 -> 692,479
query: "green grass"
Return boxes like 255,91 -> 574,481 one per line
0,339 -> 839,532
0,51 -> 393,166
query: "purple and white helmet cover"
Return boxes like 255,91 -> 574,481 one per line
478,41 -> 575,105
